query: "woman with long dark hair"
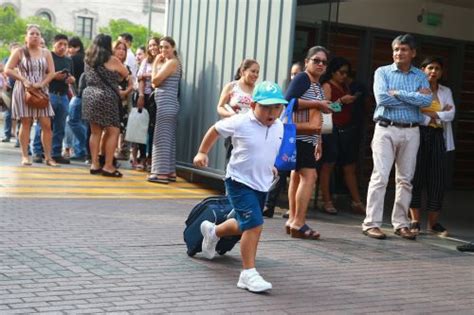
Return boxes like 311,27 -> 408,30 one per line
319,57 -> 364,215
82,34 -> 129,177
148,36 -> 182,184
5,24 -> 57,166
409,56 -> 455,237
134,37 -> 161,170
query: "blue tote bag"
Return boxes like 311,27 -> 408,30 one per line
275,99 -> 297,171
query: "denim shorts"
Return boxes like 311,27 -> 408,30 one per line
224,178 -> 267,231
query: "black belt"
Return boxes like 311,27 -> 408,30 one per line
376,118 -> 418,128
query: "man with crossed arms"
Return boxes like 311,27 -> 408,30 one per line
363,34 -> 432,240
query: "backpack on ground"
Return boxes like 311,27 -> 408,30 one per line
184,195 -> 240,257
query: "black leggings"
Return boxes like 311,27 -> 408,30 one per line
410,126 -> 446,212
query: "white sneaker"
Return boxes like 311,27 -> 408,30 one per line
200,220 -> 219,259
237,269 -> 272,293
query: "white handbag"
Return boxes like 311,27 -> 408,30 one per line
321,113 -> 333,134
125,108 -> 150,144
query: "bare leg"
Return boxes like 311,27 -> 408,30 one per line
343,163 -> 362,203
215,218 -> 241,237
287,170 -> 300,226
427,211 -> 440,227
409,208 -> 421,223
38,117 -> 53,162
292,168 -> 317,228
89,123 -> 103,170
103,126 -> 120,173
320,162 -> 335,205
19,117 -> 32,162
240,226 -> 263,269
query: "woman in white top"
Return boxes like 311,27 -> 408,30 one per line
216,59 -> 260,161
409,56 -> 455,237
216,59 -> 259,118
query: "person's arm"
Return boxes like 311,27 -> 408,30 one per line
216,83 -> 234,118
193,126 -> 220,168
437,87 -> 455,122
123,74 -> 133,96
322,82 -> 332,101
152,58 -> 178,87
137,76 -> 146,109
5,48 -> 32,88
34,49 -> 56,89
373,67 -> 406,107
106,56 -> 128,80
286,73 -> 332,112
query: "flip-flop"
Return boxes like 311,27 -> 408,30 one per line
102,169 -> 123,177
21,158 -> 32,166
90,168 -> 102,175
147,174 -> 169,184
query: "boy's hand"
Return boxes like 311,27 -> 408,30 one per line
193,152 -> 209,168
272,166 -> 278,177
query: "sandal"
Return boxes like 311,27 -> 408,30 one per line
285,224 -> 291,235
410,221 -> 421,236
322,202 -> 338,215
168,176 -> 177,182
21,157 -> 32,166
102,169 -> 123,177
290,224 -> 320,240
90,168 -> 102,175
45,159 -> 59,167
147,174 -> 169,184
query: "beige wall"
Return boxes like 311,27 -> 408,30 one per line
296,0 -> 474,42
0,0 -> 166,37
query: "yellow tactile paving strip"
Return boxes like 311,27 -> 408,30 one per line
0,166 -> 218,199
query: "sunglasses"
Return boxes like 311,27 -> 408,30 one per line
310,58 -> 328,66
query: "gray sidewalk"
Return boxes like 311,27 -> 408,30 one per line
0,125 -> 473,314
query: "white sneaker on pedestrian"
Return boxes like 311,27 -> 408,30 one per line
200,220 -> 219,259
237,269 -> 272,293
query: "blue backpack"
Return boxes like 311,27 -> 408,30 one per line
274,99 -> 297,171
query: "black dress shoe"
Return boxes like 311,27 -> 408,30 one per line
262,207 -> 274,218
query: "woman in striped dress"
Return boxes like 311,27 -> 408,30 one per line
148,36 -> 182,184
5,25 -> 57,166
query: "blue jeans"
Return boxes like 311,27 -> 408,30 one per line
33,93 -> 69,156
224,178 -> 267,231
67,96 -> 87,157
3,108 -> 12,139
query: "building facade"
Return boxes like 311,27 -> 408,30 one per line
0,0 -> 166,39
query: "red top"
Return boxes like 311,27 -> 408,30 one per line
328,81 -> 353,127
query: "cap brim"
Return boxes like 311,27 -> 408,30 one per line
256,98 -> 288,105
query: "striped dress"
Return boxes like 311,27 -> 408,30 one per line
151,62 -> 182,175
11,49 -> 54,119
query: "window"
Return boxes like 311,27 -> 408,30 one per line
35,9 -> 55,24
38,11 -> 52,22
76,16 -> 93,39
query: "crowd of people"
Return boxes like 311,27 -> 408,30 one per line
1,25 -> 182,180
0,27 -> 457,292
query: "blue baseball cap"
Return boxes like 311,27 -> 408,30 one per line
252,81 -> 288,105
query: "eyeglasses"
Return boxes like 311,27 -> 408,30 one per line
310,58 -> 328,66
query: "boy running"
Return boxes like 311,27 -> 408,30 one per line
193,81 -> 287,293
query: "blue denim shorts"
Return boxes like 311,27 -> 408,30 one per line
224,178 -> 267,231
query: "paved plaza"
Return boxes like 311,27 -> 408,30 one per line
0,140 -> 473,314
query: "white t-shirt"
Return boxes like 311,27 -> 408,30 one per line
215,110 -> 283,192
125,48 -> 137,84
